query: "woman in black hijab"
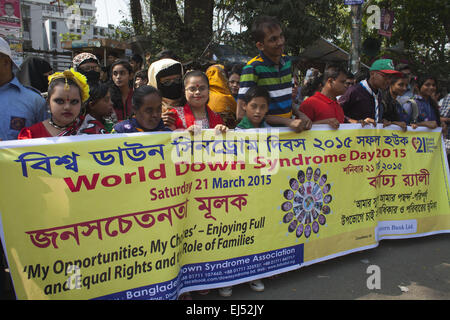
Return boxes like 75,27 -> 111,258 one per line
17,57 -> 53,93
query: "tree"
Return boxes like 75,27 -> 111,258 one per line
147,0 -> 214,60
389,0 -> 449,81
359,0 -> 449,84
220,0 -> 349,58
130,0 -> 145,35
118,0 -> 448,85
120,0 -> 350,63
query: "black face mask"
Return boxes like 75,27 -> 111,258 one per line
158,82 -> 183,100
81,70 -> 101,85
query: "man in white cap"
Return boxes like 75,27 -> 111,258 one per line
0,37 -> 47,140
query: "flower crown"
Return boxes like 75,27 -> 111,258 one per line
48,68 -> 90,103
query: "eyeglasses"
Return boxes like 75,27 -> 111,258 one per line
185,86 -> 208,93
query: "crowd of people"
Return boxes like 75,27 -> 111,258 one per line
0,16 -> 448,143
0,14 -> 449,299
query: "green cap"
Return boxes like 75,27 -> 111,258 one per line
369,59 -> 402,75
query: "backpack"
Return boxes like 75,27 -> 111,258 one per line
407,98 -> 419,124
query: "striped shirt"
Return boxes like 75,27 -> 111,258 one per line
238,52 -> 293,118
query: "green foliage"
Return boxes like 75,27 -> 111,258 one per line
359,0 -> 449,83
122,0 -> 352,62
225,0 -> 350,56
60,0 -> 449,83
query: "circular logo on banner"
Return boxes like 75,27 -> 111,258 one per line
281,167 -> 333,239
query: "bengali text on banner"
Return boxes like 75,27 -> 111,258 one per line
0,124 -> 449,300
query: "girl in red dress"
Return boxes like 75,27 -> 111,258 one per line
169,70 -> 228,134
18,69 -> 92,139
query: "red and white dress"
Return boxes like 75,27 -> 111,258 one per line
170,103 -> 224,129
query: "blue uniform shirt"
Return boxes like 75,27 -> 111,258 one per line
402,95 -> 438,124
112,118 -> 172,133
0,77 -> 48,140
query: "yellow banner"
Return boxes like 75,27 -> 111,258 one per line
0,124 -> 449,300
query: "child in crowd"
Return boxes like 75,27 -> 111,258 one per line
109,60 -> 134,121
235,86 -> 271,129
112,85 -> 172,133
18,69 -> 91,139
83,82 -> 116,133
134,69 -> 148,89
301,74 -> 324,102
380,72 -> 409,131
100,66 -> 109,83
227,64 -> 243,101
217,86 -> 269,298
402,75 -> 440,130
299,65 -> 347,129
170,70 -> 228,134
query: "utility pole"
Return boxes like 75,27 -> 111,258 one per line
349,4 -> 363,74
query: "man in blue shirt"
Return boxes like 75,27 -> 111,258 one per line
0,37 -> 48,140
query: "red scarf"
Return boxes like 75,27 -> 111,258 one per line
58,115 -> 107,136
172,103 -> 224,129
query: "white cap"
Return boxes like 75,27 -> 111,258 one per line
0,37 -> 19,70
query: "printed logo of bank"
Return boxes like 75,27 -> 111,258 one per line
375,220 -> 417,241
281,167 -> 333,239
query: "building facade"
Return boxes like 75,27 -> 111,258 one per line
17,0 -> 115,70
21,0 -> 113,52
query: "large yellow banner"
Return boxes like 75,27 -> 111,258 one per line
0,124 -> 449,300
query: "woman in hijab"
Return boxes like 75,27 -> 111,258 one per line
147,58 -> 185,129
17,57 -> 53,94
72,52 -> 101,86
206,64 -> 237,128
